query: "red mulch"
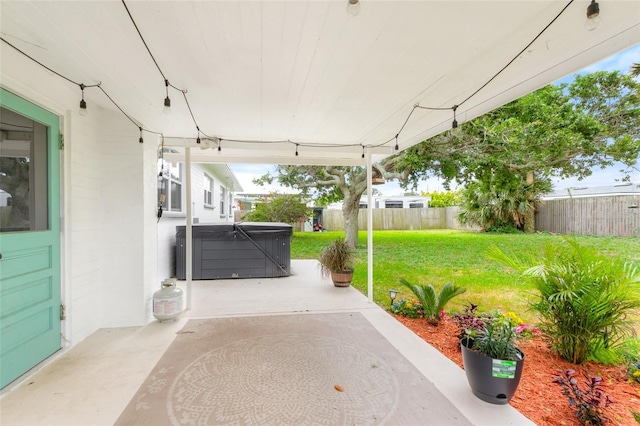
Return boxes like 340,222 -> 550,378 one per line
394,314 -> 640,425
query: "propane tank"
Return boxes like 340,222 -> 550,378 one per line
153,278 -> 183,321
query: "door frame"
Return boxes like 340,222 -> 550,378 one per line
0,87 -> 63,389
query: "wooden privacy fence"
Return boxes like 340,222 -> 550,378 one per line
535,195 -> 640,237
322,207 -> 475,231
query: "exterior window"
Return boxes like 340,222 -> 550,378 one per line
158,156 -> 183,213
409,203 -> 424,208
203,174 -> 213,206
220,186 -> 226,217
385,200 -> 403,209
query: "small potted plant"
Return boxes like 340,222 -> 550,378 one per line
318,238 -> 355,287
460,316 -> 525,405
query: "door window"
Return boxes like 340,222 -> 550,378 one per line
0,107 -> 48,232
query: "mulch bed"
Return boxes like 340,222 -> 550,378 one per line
394,314 -> 640,425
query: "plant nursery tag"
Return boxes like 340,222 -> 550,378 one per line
491,359 -> 517,379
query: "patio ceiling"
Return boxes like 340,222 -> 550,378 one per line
1,1 -> 639,166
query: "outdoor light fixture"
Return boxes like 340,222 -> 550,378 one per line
138,127 -> 144,143
452,105 -> 458,129
394,135 -> 399,151
196,137 -> 201,144
347,0 -> 361,17
163,79 -> 171,114
585,0 -> 601,31
79,84 -> 87,116
389,289 -> 398,306
295,144 -> 299,156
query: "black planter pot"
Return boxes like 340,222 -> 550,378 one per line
460,337 -> 525,405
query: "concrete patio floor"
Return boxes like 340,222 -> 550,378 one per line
0,260 -> 534,425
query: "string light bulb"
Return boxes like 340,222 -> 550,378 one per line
452,105 -> 458,129
139,127 -> 144,143
361,145 -> 365,159
585,0 -> 601,31
196,136 -> 201,144
79,84 -> 88,116
347,0 -> 361,16
163,79 -> 171,114
217,139 -> 222,154
295,144 -> 299,156
394,135 -> 399,151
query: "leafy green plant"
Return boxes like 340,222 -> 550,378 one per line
318,238 -> 355,278
241,193 -> 310,224
552,369 -> 612,426
487,237 -> 640,364
390,298 -> 423,318
471,316 -> 522,361
398,278 -> 466,325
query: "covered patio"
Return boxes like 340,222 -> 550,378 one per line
0,260 -> 533,425
1,0 -> 640,423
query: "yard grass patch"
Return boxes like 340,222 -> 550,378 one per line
291,230 -> 640,325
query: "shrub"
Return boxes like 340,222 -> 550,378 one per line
398,278 -> 466,325
552,369 -> 612,426
487,238 -> 640,364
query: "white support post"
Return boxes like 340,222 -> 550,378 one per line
366,147 -> 373,303
185,147 -> 193,310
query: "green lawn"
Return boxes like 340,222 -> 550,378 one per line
291,230 -> 640,324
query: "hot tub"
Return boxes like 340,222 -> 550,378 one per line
175,222 -> 292,280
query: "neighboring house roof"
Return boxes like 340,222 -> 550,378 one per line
542,183 -> 640,200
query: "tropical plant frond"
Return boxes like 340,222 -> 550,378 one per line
399,278 -> 466,324
488,237 -> 640,364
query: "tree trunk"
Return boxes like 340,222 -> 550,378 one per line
523,171 -> 535,234
342,193 -> 361,248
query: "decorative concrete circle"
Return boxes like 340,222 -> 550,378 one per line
167,334 -> 399,425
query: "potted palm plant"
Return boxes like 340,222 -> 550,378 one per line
318,238 -> 355,287
460,316 -> 525,405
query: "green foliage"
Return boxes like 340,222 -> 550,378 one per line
485,222 -> 523,234
242,193 -> 310,224
398,278 -> 466,325
456,174 -> 551,231
318,238 -> 355,277
620,338 -> 640,384
390,298 -> 423,318
553,370 -> 612,426
471,316 -> 522,361
403,71 -> 640,232
421,190 -> 462,207
487,237 -> 640,364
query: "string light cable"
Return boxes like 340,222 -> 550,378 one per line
2,0 -> 574,154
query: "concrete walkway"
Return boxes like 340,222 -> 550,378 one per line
0,260 -> 534,425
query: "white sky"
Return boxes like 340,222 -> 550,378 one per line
230,44 -> 640,195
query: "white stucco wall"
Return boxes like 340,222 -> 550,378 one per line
1,46 -> 158,346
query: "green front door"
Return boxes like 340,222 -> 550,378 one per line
0,89 -> 61,388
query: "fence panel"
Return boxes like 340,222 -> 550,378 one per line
323,207 -> 472,231
535,195 -> 640,237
